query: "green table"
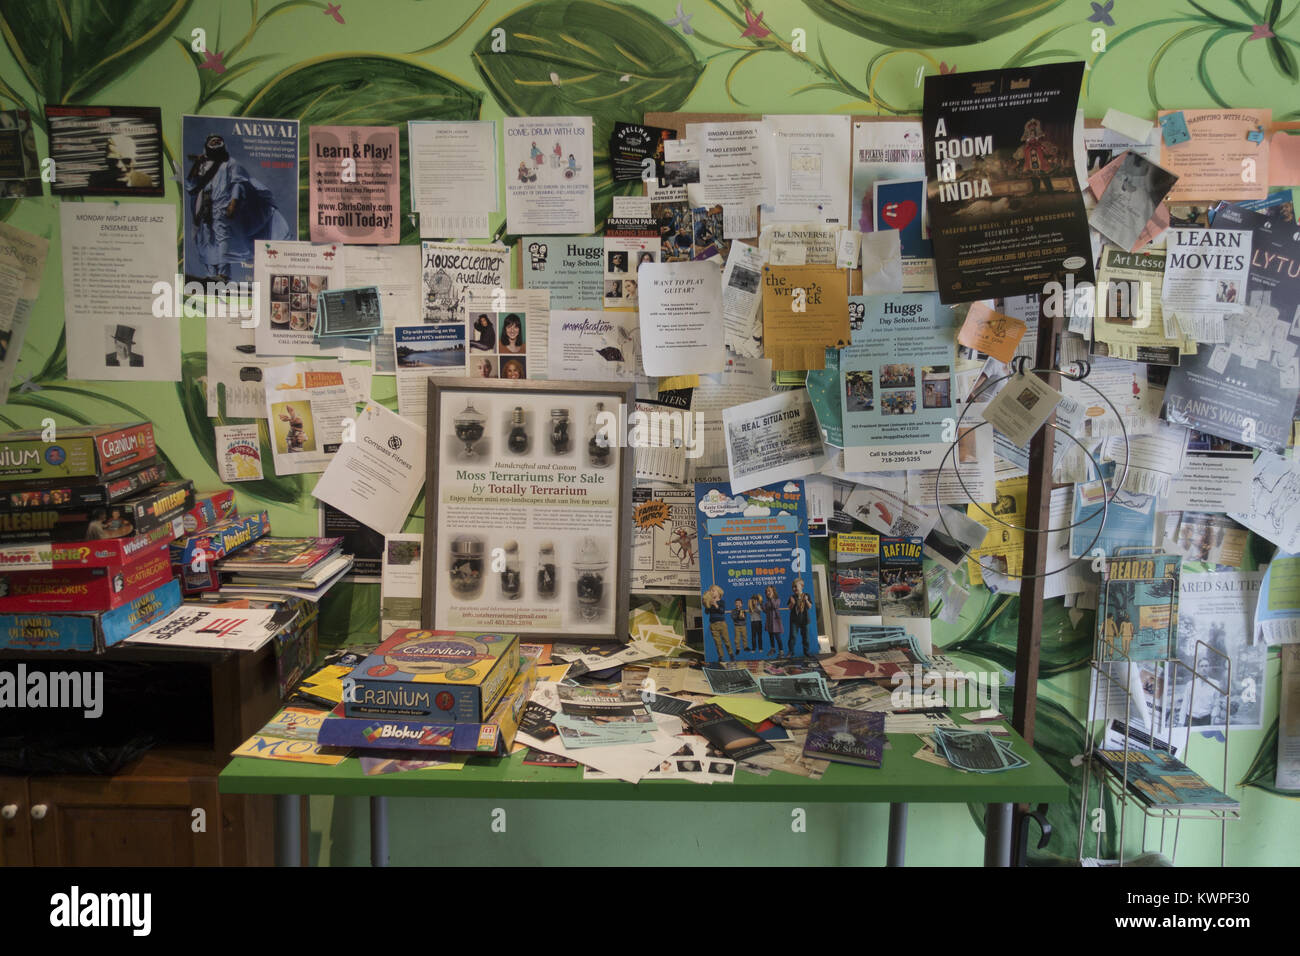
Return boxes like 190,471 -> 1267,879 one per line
221,726 -> 1068,866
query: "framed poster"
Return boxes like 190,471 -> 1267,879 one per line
423,377 -> 635,642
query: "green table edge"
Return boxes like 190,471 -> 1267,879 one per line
220,728 -> 1069,804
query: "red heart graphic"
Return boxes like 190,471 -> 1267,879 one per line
881,199 -> 917,231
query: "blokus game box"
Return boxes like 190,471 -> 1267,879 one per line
0,460 -> 166,511
318,661 -> 536,754
0,577 -> 182,652
342,630 -> 520,722
0,479 -> 193,542
0,544 -> 175,613
0,422 -> 156,482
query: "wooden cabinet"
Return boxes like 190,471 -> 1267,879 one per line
4,749 -> 274,866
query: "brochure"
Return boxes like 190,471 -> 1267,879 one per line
308,125 -> 399,244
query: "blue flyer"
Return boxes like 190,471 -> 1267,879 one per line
182,114 -> 299,284
696,480 -> 817,663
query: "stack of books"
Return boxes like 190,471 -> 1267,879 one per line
216,536 -> 353,600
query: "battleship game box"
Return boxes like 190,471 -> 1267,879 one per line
0,460 -> 166,511
319,662 -> 536,754
342,630 -> 520,722
0,422 -> 156,482
0,479 -> 193,542
0,544 -> 175,613
0,577 -> 182,652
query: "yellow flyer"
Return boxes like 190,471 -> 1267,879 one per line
1158,109 -> 1270,202
760,264 -> 849,371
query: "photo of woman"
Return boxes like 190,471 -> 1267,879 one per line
471,313 -> 496,352
748,594 -> 766,656
502,358 -> 525,379
704,585 -> 734,661
499,313 -> 526,354
473,357 -> 496,378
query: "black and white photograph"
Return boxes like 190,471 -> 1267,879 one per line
104,323 -> 144,368
45,105 -> 164,196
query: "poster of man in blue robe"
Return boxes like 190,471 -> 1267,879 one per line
182,115 -> 299,283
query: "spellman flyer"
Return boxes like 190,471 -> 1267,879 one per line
923,62 -> 1093,303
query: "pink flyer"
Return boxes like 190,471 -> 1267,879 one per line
309,125 -> 400,244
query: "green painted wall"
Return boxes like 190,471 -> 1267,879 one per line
1,0 -> 1295,865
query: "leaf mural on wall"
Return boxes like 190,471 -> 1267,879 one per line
470,0 -> 705,229
0,0 -> 194,105
802,0 -> 1066,48
236,54 -> 483,243
1240,717 -> 1300,798
942,592 -> 1095,677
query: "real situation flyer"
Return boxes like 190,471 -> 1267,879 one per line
923,62 -> 1093,303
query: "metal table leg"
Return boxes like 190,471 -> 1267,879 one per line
984,803 -> 1013,867
887,802 -> 908,866
370,796 -> 389,867
275,793 -> 302,867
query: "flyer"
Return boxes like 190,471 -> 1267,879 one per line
181,114 -> 298,284
0,222 -> 49,404
852,121 -> 926,232
1256,554 -> 1300,645
684,121 -> 767,238
1279,645 -> 1300,791
610,121 -> 674,183
1158,109 -> 1271,203
60,202 -> 180,382
255,240 -> 367,359
760,264 -> 849,371
637,261 -> 724,377
1088,152 -> 1179,252
957,301 -> 1026,364
880,536 -> 927,619
1083,123 -> 1162,176
831,532 -> 880,615
1228,451 -> 1300,553
522,236 -> 604,310
319,501 -> 383,581
307,125 -> 398,244
419,240 -> 511,324
763,114 -> 851,226
547,309 -> 642,382
1174,571 -> 1266,734
696,480 -> 818,662
1164,206 -> 1300,453
429,381 -> 632,638
394,323 -> 468,424
381,533 -> 423,636
311,401 -> 426,536
408,120 -> 498,239
722,390 -> 826,494
1092,245 -> 1194,365
1161,227 -> 1253,343
44,105 -> 164,197
873,177 -> 931,285
689,353 -> 776,481
503,116 -> 594,234
1161,510 -> 1248,568
263,361 -> 355,476
840,293 -> 957,472
214,424 -> 264,482
1164,429 -> 1253,513
720,241 -> 765,358
0,109 -> 42,197
344,245 -> 422,374
631,483 -> 698,594
463,287 -> 549,381
923,62 -> 1093,303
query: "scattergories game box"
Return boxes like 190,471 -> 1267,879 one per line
342,630 -> 520,722
0,422 -> 155,482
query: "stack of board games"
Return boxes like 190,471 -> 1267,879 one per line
215,536 -> 353,599
170,510 -> 272,595
0,422 -> 187,647
317,630 -> 535,755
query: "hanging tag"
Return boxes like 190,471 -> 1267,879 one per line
982,368 -> 1063,447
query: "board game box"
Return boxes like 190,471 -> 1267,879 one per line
0,544 -> 175,613
319,663 -> 536,754
0,577 -> 182,651
0,479 -> 193,542
343,629 -> 520,722
0,516 -> 185,571
0,422 -> 156,482
0,460 -> 166,512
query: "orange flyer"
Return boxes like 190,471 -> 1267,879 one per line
957,301 -> 1026,363
1158,109 -> 1271,203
